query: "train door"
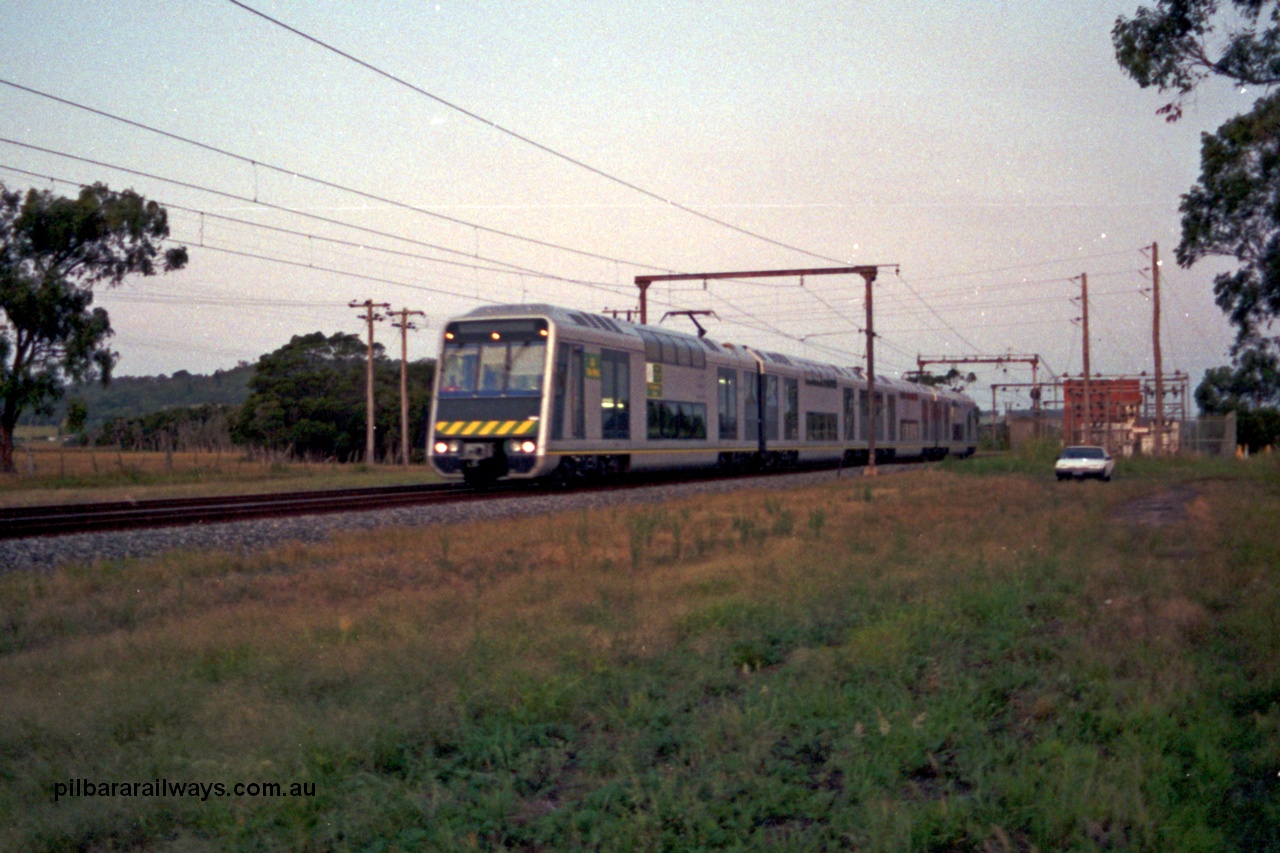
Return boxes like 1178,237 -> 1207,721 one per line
717,368 -> 738,439
552,343 -> 585,440
600,349 -> 630,439
783,377 -> 799,441
843,387 -> 856,441
764,375 -> 780,441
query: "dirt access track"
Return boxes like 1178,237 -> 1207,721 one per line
1115,484 -> 1204,526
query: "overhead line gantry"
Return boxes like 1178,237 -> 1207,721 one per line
635,265 -> 896,475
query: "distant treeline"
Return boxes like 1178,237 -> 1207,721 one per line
94,404 -> 237,453
32,333 -> 437,463
22,365 -> 254,430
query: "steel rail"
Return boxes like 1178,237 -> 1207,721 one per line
0,483 -> 474,540
0,459 -> 931,541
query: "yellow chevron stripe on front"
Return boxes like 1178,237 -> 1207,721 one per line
442,422 -> 464,436
461,421 -> 482,436
496,421 -> 518,435
478,421 -> 500,435
515,420 -> 536,435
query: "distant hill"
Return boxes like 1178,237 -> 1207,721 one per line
19,365 -> 255,429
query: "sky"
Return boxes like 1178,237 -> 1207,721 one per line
0,0 -> 1255,413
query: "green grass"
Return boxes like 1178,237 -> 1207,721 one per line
1,458 -> 1278,850
0,447 -> 441,506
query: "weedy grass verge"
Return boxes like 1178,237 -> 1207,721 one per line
0,447 -> 442,506
1,458 -> 1277,850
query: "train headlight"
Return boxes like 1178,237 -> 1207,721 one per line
520,440 -> 537,454
434,440 -> 462,455
505,439 -> 537,454
433,441 -> 450,454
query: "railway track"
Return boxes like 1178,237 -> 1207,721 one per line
0,460 -> 918,542
0,483 -> 482,540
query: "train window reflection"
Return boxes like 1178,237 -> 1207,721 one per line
440,344 -> 481,394
508,342 -> 545,392
479,346 -> 506,393
440,341 -> 546,397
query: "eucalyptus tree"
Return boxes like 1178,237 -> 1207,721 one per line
1115,2 -> 1280,415
0,182 -> 188,472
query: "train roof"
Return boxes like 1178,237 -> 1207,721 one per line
451,304 -> 975,403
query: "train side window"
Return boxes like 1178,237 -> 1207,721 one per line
684,403 -> 707,439
745,370 -> 760,442
647,400 -> 707,439
887,394 -> 897,442
806,412 -> 837,441
858,389 -> 869,441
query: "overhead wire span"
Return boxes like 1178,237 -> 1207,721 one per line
0,78 -> 673,275
225,0 -> 850,266
0,157 -> 634,300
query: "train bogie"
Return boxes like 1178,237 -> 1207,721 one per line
429,304 -> 978,485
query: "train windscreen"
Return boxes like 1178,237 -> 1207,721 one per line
439,319 -> 549,397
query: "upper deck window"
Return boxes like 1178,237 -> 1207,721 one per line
637,328 -> 706,369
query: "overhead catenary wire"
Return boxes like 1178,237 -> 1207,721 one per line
223,1 -> 1004,357
0,120 -> 1187,383
0,81 -> 1127,371
0,155 -> 635,299
0,79 -> 687,277
223,1 -> 850,266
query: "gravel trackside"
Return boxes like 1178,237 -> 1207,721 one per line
1,468 -> 889,574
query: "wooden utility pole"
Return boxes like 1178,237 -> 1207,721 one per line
862,267 -> 879,476
1080,273 -> 1091,445
350,300 -> 390,464
1152,243 -> 1164,455
389,307 -> 426,467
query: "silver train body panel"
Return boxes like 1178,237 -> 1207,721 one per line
429,304 -> 979,483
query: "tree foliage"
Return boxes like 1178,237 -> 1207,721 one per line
906,368 -> 977,392
1115,0 -> 1280,409
0,182 -> 187,471
96,404 -> 236,453
1195,349 -> 1280,447
231,331 -> 434,462
1114,0 -> 1280,116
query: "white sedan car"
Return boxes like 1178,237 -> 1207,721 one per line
1055,446 -> 1115,481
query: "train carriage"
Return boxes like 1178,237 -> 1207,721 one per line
429,304 -> 978,485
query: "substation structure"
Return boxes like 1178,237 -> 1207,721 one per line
988,373 -> 1190,455
1061,373 -> 1189,455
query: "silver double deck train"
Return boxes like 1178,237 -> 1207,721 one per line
429,304 -> 979,486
